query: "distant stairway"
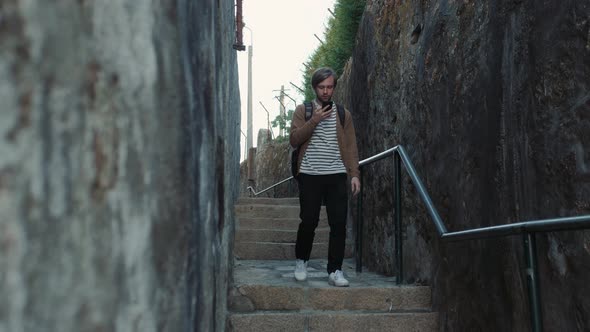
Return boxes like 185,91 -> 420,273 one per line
230,197 -> 438,332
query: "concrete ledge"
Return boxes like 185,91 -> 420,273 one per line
237,217 -> 328,230
237,197 -> 299,205
230,260 -> 436,331
229,313 -> 306,332
229,312 -> 438,332
235,204 -> 300,219
235,204 -> 328,219
234,242 -> 353,260
235,229 -> 329,243
309,312 -> 438,331
309,286 -> 432,311
234,242 -> 291,260
236,285 -> 306,310
235,284 -> 431,311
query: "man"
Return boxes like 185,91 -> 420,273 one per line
289,67 -> 361,287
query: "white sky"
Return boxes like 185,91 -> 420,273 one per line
237,0 -> 336,160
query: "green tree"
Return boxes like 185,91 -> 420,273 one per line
302,0 -> 366,101
271,109 -> 295,143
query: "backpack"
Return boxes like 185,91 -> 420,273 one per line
290,101 -> 345,177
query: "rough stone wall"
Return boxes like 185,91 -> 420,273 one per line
337,0 -> 590,330
254,140 -> 298,198
0,1 -> 239,331
239,139 -> 297,198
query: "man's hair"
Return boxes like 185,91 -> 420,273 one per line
311,67 -> 338,89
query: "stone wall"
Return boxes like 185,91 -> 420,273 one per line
0,1 -> 239,331
239,139 -> 298,198
336,0 -> 590,331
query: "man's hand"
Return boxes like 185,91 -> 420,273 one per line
311,104 -> 332,123
351,177 -> 360,196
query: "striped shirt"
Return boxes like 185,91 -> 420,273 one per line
299,102 -> 347,175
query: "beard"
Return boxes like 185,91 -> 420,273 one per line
316,93 -> 332,102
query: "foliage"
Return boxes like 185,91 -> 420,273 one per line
302,0 -> 366,101
271,109 -> 295,142
273,135 -> 290,144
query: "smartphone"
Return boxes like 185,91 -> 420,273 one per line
322,101 -> 334,111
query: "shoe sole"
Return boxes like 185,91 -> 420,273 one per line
294,273 -> 307,281
328,280 -> 349,287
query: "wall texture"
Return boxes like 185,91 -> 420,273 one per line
240,140 -> 298,198
239,126 -> 298,198
336,0 -> 590,331
0,1 -> 239,331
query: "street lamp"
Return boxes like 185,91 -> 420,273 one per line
259,101 -> 273,140
274,96 -> 287,110
244,26 -> 253,151
240,130 -> 247,162
283,92 -> 298,109
274,96 -> 288,137
290,81 -> 305,94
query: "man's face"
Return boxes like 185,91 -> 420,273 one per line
314,76 -> 335,102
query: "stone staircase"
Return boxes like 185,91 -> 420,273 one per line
229,197 -> 438,332
234,197 -> 353,260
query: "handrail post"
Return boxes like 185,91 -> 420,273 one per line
394,152 -> 403,285
524,232 -> 543,332
356,168 -> 364,273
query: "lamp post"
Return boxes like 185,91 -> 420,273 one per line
274,96 -> 288,137
290,81 -> 305,94
283,92 -> 298,109
244,26 -> 253,151
259,101 -> 273,140
240,130 -> 247,162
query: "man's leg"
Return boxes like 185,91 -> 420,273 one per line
295,174 -> 324,261
324,174 -> 348,273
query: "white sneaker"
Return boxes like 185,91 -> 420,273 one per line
294,259 -> 308,281
328,270 -> 349,287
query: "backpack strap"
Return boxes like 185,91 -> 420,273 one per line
335,103 -> 345,126
304,101 -> 313,121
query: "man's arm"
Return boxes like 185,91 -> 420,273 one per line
343,109 -> 360,179
347,113 -> 361,195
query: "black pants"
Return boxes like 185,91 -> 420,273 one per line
295,173 -> 348,273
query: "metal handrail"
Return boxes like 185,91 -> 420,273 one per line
241,144 -> 590,332
247,176 -> 294,197
442,215 -> 590,241
359,146 -> 448,235
356,144 -> 590,332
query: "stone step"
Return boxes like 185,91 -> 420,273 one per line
231,259 -> 426,302
235,204 -> 327,219
235,229 -> 329,243
228,312 -> 438,332
234,284 -> 432,311
238,197 -> 299,205
233,242 -> 353,260
237,217 -> 328,230
228,260 -> 437,332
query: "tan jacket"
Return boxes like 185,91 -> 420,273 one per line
289,103 -> 360,178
